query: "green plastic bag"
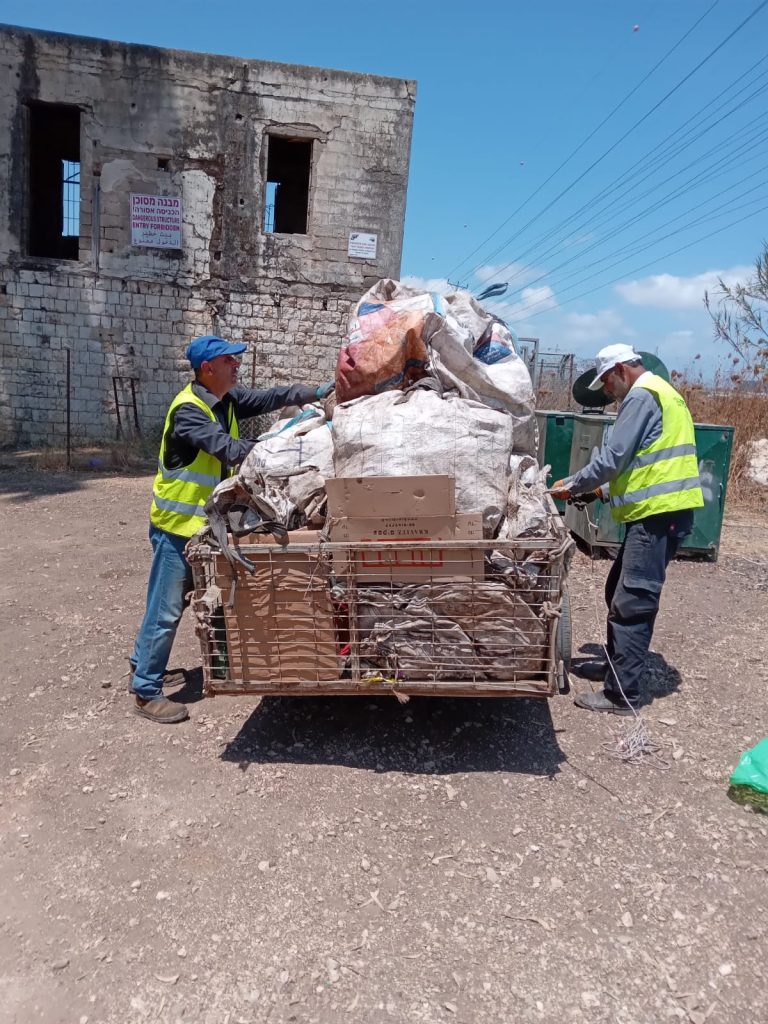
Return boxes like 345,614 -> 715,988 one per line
728,738 -> 768,814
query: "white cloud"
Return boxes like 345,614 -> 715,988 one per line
400,275 -> 453,293
561,309 -> 634,346
658,329 -> 710,368
615,265 -> 752,310
396,273 -> 556,322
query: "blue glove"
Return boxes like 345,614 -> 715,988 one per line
315,381 -> 335,400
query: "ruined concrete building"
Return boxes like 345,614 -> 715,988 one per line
0,25 -> 415,445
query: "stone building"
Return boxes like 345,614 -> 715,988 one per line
0,25 -> 415,446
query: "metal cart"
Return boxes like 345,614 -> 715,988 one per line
188,499 -> 574,700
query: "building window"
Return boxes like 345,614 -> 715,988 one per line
62,160 -> 81,237
27,103 -> 81,260
263,136 -> 312,234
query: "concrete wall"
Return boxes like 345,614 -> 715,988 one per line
0,25 -> 415,445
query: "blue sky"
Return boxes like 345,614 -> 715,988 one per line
5,0 -> 767,376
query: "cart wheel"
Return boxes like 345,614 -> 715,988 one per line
556,590 -> 572,695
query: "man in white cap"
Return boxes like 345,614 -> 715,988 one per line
551,344 -> 703,715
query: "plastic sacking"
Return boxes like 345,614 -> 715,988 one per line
241,406 -> 334,481
331,384 -> 513,534
499,455 -> 551,539
336,279 -> 536,454
335,291 -> 432,404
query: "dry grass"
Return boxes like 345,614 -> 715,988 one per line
674,373 -> 768,507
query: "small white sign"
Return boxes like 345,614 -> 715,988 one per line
130,193 -> 182,249
348,231 -> 378,260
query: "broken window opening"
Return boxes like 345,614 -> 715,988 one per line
263,136 -> 312,235
62,160 -> 80,237
27,103 -> 81,260
263,181 -> 277,233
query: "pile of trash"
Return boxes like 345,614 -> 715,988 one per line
195,279 -> 569,686
356,581 -> 547,681
336,279 -> 537,451
205,279 -> 552,543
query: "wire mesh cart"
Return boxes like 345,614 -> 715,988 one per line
188,502 -> 573,700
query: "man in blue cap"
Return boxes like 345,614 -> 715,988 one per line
130,335 -> 334,723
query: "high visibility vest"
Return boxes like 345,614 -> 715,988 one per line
609,374 -> 704,524
150,384 -> 239,538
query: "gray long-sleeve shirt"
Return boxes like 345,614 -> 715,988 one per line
163,381 -> 317,474
566,372 -> 663,494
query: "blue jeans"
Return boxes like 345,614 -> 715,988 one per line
603,510 -> 693,705
131,525 -> 193,700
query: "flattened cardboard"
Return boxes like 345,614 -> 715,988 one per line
216,549 -> 340,685
330,512 -> 482,542
329,513 -> 484,583
235,529 -> 323,547
326,475 -> 455,519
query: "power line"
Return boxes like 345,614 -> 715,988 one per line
498,199 -> 768,325
502,188 -> 768,320
554,56 -> 768,229
530,174 -> 768,301
499,188 -> 768,326
499,119 -> 768,302
489,65 -> 768,290
459,0 -> 768,281
458,0 -> 665,238
447,0 -> 722,279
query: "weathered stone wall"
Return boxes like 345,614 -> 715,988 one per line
0,25 -> 415,446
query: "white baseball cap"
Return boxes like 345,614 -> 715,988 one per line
587,343 -> 642,390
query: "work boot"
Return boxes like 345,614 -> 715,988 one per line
575,659 -> 608,682
127,666 -> 186,694
133,695 -> 189,724
574,689 -> 636,717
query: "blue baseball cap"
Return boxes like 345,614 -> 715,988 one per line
186,335 -> 247,369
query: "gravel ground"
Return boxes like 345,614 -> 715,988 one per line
1,468 -> 767,1024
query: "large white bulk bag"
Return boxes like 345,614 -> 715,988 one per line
331,388 -> 512,533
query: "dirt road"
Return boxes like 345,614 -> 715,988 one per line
1,468 -> 767,1024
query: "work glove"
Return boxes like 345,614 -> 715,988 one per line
570,488 -> 604,508
315,381 -> 335,400
549,479 -> 572,501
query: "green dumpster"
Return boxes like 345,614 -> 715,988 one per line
680,423 -> 734,558
564,414 -> 734,560
535,410 -> 574,513
564,414 -> 622,548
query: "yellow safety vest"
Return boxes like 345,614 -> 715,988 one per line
609,374 -> 704,524
150,383 -> 239,538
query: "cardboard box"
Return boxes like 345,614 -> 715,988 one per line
215,547 -> 341,685
330,512 -> 482,542
326,475 -> 455,519
329,512 -> 484,583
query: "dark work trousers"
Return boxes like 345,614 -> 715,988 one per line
603,509 -> 693,706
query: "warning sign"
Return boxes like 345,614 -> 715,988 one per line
130,194 -> 182,249
348,231 -> 378,259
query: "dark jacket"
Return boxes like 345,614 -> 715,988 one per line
163,381 -> 317,473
